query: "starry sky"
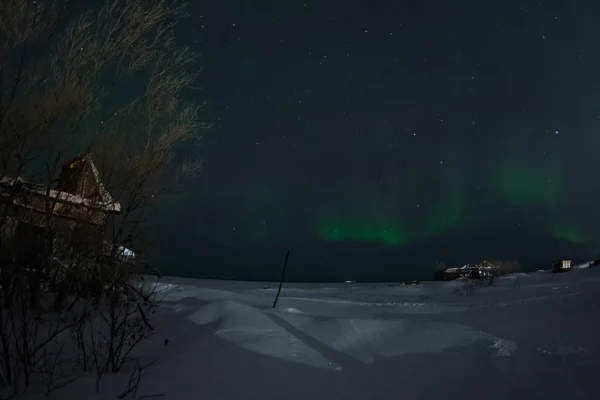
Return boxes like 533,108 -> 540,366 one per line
155,0 -> 600,281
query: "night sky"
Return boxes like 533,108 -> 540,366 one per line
155,0 -> 600,281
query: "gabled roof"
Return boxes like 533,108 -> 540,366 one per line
0,153 -> 121,213
60,152 -> 115,206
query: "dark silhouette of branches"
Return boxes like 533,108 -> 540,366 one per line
0,0 -> 208,397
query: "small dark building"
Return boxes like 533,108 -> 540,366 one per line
552,259 -> 572,273
433,265 -> 478,281
434,261 -> 499,281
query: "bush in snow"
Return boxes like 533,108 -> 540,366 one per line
464,278 -> 477,296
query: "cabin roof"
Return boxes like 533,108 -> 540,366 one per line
0,153 -> 120,213
59,152 -> 116,206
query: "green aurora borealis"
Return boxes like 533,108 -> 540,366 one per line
162,141 -> 600,282
313,179 -> 464,246
156,0 -> 600,281
231,157 -> 594,249
152,0 -> 600,284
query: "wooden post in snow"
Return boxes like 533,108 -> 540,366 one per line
272,249 -> 290,309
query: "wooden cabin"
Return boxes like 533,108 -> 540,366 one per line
0,153 -> 133,271
1,154 -> 119,225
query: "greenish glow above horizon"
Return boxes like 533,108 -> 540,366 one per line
550,220 -> 589,243
314,179 -> 465,246
420,182 -> 464,238
316,217 -> 411,245
235,157 -> 596,249
490,161 -> 565,210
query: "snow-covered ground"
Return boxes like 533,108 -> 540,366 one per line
31,268 -> 600,399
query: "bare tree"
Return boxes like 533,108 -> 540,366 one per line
0,0 -> 208,397
463,278 -> 477,296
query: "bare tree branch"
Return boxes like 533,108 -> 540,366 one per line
0,0 -> 208,397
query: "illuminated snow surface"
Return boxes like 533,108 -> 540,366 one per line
28,268 -> 600,399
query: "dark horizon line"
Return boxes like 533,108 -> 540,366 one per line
153,260 -> 594,284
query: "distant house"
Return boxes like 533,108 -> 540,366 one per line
434,265 -> 478,281
433,261 -> 500,281
552,259 -> 572,273
475,260 -> 498,278
0,153 -> 134,272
